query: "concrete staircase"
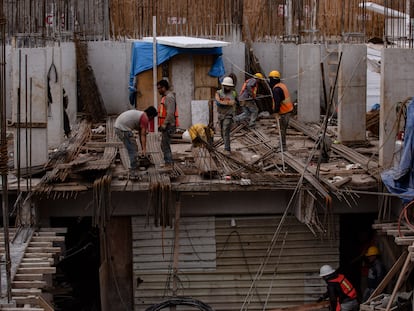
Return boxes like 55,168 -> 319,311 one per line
0,227 -> 65,311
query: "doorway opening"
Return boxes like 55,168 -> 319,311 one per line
50,217 -> 101,311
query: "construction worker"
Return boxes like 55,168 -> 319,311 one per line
318,264 -> 359,311
114,107 -> 158,175
362,246 -> 386,302
157,79 -> 179,166
215,76 -> 238,155
268,70 -> 294,151
234,73 -> 264,128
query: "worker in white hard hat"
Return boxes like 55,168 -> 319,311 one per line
234,72 -> 264,128
215,76 -> 238,155
362,246 -> 386,302
317,264 -> 359,311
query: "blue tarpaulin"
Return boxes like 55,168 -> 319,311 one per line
381,98 -> 414,203
129,41 -> 225,88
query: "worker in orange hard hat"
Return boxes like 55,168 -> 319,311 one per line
362,246 -> 386,302
268,70 -> 294,151
234,72 -> 264,128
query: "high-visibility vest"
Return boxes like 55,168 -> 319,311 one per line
158,95 -> 179,127
240,78 -> 258,99
273,82 -> 293,114
329,274 -> 357,311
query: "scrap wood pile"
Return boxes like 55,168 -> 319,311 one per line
34,118 -> 120,198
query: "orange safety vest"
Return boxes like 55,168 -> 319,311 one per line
273,82 -> 293,114
158,95 -> 179,127
329,274 -> 357,311
240,79 -> 258,99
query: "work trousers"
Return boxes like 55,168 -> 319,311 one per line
161,126 -> 175,164
340,299 -> 359,311
219,117 -> 233,151
279,111 -> 292,148
115,128 -> 138,170
235,100 -> 258,126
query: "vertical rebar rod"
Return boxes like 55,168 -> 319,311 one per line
0,0 -> 12,302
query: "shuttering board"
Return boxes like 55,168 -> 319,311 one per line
132,216 -> 339,311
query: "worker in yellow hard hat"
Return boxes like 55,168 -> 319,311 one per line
234,72 -> 264,128
268,70 -> 294,151
362,246 -> 386,302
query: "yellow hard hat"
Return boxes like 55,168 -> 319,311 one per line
269,70 -> 281,79
365,246 -> 380,256
254,73 -> 264,79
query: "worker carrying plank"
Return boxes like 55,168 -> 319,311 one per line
318,264 -> 359,311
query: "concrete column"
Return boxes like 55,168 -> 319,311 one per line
380,49 -> 414,168
281,44 -> 299,103
337,44 -> 367,144
298,44 -> 321,123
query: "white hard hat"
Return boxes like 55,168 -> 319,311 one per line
221,77 -> 234,87
319,265 -> 335,277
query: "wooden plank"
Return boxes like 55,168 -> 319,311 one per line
16,267 -> 56,274
14,274 -> 44,281
0,308 -> 44,311
25,247 -> 61,253
395,237 -> 414,245
11,280 -> 47,289
34,295 -> 54,311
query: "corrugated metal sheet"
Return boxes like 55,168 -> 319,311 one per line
132,215 -> 339,311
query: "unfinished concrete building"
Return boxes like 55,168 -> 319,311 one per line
0,0 -> 414,310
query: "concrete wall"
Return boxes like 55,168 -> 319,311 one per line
298,44 -> 321,123
380,48 -> 414,168
281,44 -> 299,103
44,43 -> 77,147
252,42 -> 282,78
88,41 -> 131,115
11,48 -> 49,168
222,42 -> 245,95
337,44 -> 367,144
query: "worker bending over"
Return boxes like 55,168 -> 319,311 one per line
318,264 -> 359,311
114,107 -> 158,175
